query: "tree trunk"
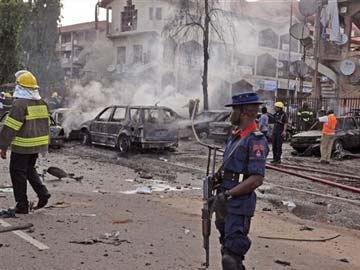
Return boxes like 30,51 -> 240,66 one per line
202,0 -> 210,111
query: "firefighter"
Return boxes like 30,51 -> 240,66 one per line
297,103 -> 314,131
271,102 -> 288,164
213,92 -> 269,270
2,92 -> 13,113
0,71 -> 51,214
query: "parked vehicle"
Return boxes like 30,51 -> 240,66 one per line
80,105 -> 180,153
0,112 -> 65,148
51,108 -> 82,140
290,116 -> 360,156
209,112 -> 295,143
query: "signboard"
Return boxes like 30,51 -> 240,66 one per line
256,79 -> 277,91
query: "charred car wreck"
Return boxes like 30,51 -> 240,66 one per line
291,116 -> 360,157
80,105 -> 179,153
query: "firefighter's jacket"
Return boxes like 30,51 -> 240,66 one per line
297,109 -> 314,122
2,97 -> 13,112
0,99 -> 49,154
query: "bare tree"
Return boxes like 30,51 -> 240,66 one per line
164,0 -> 228,111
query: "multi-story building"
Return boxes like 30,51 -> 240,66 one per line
98,0 -> 312,107
57,21 -> 108,82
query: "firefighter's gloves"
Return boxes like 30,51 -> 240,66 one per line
0,149 -> 6,159
210,191 -> 231,218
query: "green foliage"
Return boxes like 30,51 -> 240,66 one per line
21,0 -> 64,93
0,0 -> 26,84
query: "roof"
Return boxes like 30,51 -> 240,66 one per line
59,21 -> 107,33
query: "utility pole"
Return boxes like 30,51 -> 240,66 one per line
287,0 -> 294,101
312,0 -> 323,103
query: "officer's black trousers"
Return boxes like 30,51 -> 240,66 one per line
10,152 -> 49,207
272,132 -> 283,161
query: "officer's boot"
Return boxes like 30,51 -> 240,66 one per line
222,253 -> 238,270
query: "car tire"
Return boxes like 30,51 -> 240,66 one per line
80,130 -> 91,145
117,135 -> 131,153
333,139 -> 344,158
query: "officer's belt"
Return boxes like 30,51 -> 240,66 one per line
223,170 -> 240,182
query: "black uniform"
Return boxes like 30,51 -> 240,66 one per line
272,110 -> 287,163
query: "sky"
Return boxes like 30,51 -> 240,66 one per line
60,0 -> 106,26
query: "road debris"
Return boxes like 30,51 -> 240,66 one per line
274,260 -> 291,267
112,219 -> 133,224
46,166 -> 83,182
136,186 -> 152,194
258,234 -> 340,242
46,201 -> 71,209
299,225 -> 314,231
0,223 -> 33,233
0,209 -> 16,218
282,200 -> 297,211
338,258 -> 350,263
70,231 -> 131,246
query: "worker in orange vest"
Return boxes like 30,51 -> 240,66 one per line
319,109 -> 337,164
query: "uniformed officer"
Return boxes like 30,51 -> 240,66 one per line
271,102 -> 288,164
213,92 -> 269,270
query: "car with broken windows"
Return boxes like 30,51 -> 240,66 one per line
79,105 -> 180,152
290,116 -> 360,156
0,112 -> 65,148
50,108 -> 83,140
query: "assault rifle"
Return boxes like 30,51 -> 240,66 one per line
191,101 -> 223,269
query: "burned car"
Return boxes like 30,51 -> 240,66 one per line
209,112 -> 295,143
51,108 -> 83,140
80,105 -> 179,152
290,116 -> 360,156
0,112 -> 65,148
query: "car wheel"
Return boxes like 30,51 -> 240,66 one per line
80,130 -> 91,145
333,140 -> 344,158
199,131 -> 208,139
118,135 -> 131,153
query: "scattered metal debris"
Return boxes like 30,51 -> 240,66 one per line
112,219 -> 133,224
46,201 -> 71,209
0,223 -> 33,233
46,167 -> 83,182
258,234 -> 340,242
282,200 -> 297,211
274,260 -> 291,267
338,258 -> 350,263
299,225 -> 314,231
70,231 -> 131,246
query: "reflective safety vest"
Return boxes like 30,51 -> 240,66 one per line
322,114 -> 337,135
0,98 -> 50,154
2,98 -> 13,111
297,110 -> 314,122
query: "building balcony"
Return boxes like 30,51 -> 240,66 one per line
320,41 -> 343,61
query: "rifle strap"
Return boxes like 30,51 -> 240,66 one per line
217,130 -> 255,174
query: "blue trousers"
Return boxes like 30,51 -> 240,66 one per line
215,213 -> 252,260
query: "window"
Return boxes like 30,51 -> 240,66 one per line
121,0 -> 137,32
130,109 -> 144,123
133,45 -> 143,63
259,28 -> 279,49
149,7 -> 153,20
256,53 -> 277,77
117,46 -> 126,64
97,108 -> 113,121
280,33 -> 299,52
344,118 -> 356,129
156,8 -> 162,20
112,107 -> 126,122
145,110 -> 160,123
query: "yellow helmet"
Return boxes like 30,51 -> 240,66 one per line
4,92 -> 12,98
17,72 -> 39,89
275,101 -> 284,109
52,92 -> 58,98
